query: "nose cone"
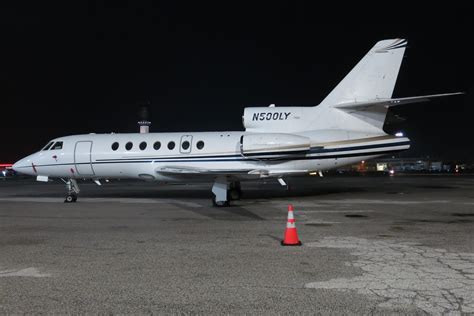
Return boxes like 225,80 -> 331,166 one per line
12,158 -> 26,174
12,155 -> 36,175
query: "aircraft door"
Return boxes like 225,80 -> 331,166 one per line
180,135 -> 193,154
74,141 -> 95,175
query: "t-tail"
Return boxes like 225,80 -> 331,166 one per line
315,38 -> 464,133
243,38 -> 463,135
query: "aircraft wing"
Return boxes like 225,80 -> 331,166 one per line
247,169 -> 310,177
156,166 -> 310,177
156,166 -> 253,175
334,92 -> 464,110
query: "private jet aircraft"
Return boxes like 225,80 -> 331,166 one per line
13,39 -> 462,206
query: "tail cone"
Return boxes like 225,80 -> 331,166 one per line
281,204 -> 302,246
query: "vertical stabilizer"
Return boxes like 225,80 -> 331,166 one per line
320,39 -> 407,107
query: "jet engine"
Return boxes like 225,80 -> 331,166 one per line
240,133 -> 311,159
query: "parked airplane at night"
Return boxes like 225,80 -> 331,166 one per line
13,39 -> 462,206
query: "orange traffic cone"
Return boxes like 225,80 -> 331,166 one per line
281,204 -> 302,246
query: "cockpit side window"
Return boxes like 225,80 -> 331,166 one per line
42,142 -> 54,151
51,141 -> 63,150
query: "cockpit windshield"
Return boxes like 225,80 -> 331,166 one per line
51,141 -> 63,150
42,142 -> 54,151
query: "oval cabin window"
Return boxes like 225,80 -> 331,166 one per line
196,141 -> 205,150
139,141 -> 147,150
111,142 -> 119,151
167,141 -> 175,150
125,142 -> 133,150
153,141 -> 161,150
181,141 -> 190,150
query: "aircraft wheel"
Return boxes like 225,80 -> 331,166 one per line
64,194 -> 77,203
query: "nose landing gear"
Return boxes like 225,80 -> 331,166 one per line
62,179 -> 80,203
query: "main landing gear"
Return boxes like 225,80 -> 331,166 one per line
63,179 -> 80,203
211,178 -> 242,207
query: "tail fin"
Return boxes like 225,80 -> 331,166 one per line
320,39 -> 407,107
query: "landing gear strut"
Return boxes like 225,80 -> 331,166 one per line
229,181 -> 242,201
63,179 -> 80,203
211,178 -> 242,207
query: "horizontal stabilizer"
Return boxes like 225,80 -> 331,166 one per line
335,92 -> 464,110
332,92 -> 464,130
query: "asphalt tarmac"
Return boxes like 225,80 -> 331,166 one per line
0,175 -> 473,314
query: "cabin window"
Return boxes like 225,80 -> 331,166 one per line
125,142 -> 133,150
153,141 -> 161,150
111,142 -> 119,151
196,140 -> 205,150
51,141 -> 63,150
139,141 -> 147,150
181,141 -> 190,150
42,142 -> 54,151
167,141 -> 175,150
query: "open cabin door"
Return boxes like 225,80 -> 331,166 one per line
74,141 -> 95,175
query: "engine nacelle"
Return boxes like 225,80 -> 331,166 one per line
240,133 -> 311,159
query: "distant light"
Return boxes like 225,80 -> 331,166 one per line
309,171 -> 318,176
361,160 -> 365,164
389,169 -> 395,175
395,132 -> 404,137
2,170 -> 6,177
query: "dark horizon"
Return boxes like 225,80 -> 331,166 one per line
1,3 -> 473,162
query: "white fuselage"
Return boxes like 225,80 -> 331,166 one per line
13,130 -> 410,181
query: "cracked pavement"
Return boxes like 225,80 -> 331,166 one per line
305,237 -> 474,314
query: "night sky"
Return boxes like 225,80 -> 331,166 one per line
1,2 -> 473,162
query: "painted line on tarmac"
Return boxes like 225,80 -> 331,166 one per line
0,197 -> 202,208
298,210 -> 375,213
300,199 -> 452,205
0,267 -> 51,278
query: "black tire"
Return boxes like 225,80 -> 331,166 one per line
64,195 -> 74,203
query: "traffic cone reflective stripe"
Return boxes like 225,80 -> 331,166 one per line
281,204 -> 302,246
287,211 -> 294,220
